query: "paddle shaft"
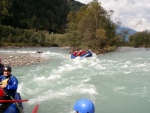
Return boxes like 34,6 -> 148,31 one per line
10,96 -> 24,113
0,99 -> 29,102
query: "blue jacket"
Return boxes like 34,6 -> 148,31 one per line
0,74 -> 18,97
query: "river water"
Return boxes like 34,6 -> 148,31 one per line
0,47 -> 150,113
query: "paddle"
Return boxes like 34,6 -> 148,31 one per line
0,88 -> 29,103
0,99 -> 29,103
32,104 -> 39,113
10,96 -> 25,113
0,88 -> 39,113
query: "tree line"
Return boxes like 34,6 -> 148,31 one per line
129,30 -> 150,48
0,0 -> 83,33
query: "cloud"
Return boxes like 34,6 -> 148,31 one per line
76,0 -> 150,31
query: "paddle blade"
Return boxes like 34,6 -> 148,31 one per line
32,104 -> 39,113
0,99 -> 29,103
0,88 -> 4,97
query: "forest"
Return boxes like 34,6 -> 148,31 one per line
0,0 -> 150,53
0,0 -> 84,33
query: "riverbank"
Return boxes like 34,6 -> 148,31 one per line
0,53 -> 46,66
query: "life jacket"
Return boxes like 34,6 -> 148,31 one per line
81,50 -> 86,56
0,78 -> 9,85
77,50 -> 86,56
73,51 -> 78,57
0,76 -> 11,96
0,75 -> 18,97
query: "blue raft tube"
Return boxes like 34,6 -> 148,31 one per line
71,50 -> 92,59
4,93 -> 23,113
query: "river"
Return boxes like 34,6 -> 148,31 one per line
0,47 -> 150,113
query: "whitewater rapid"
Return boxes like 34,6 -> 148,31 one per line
0,47 -> 150,113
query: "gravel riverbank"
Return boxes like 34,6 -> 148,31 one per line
0,53 -> 46,66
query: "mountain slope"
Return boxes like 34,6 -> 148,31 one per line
116,27 -> 137,41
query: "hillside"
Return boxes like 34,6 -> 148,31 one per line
0,0 -> 84,33
116,26 -> 137,41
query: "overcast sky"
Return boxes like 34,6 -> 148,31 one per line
76,0 -> 150,31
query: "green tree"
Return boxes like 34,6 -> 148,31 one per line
66,1 -> 116,50
0,0 -> 11,24
129,30 -> 150,47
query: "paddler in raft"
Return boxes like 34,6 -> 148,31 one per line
0,58 -> 4,76
76,50 -> 86,57
0,65 -> 19,113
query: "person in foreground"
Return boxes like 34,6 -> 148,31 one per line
74,98 -> 95,113
0,65 -> 18,113
0,58 -> 4,76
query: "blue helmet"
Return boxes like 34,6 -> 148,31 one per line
74,98 -> 95,113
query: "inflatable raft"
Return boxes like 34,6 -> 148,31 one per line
3,93 -> 23,113
71,51 -> 92,59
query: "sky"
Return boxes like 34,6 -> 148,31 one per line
76,0 -> 150,32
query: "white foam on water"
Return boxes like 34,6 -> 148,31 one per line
123,71 -> 132,74
47,74 -> 61,80
16,50 -> 36,53
114,86 -> 126,92
28,82 -> 98,105
0,50 -> 36,54
25,55 -> 99,105
121,64 -> 128,68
